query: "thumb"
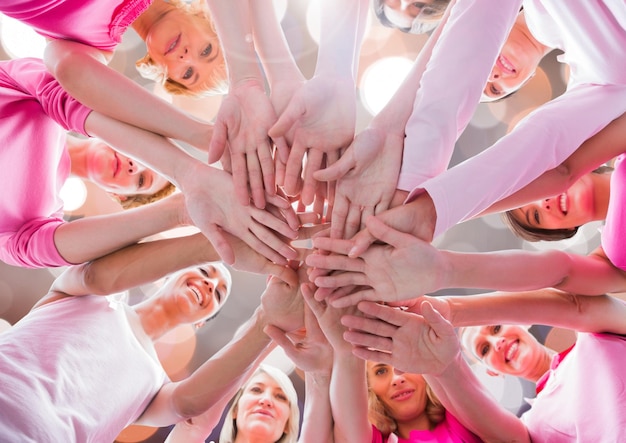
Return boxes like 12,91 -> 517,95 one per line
314,150 -> 355,182
269,99 -> 306,139
365,215 -> 409,249
420,301 -> 452,337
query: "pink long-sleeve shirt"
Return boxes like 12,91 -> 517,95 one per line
400,0 -> 626,239
1,0 -> 150,52
0,58 -> 91,268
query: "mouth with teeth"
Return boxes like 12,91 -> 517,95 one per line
558,193 -> 568,215
165,33 -> 181,55
496,54 -> 516,74
391,389 -> 414,401
188,283 -> 205,307
505,339 -> 519,363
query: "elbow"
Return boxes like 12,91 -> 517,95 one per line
80,260 -> 115,295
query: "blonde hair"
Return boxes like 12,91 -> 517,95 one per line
367,374 -> 445,434
135,0 -> 229,97
111,181 -> 177,209
219,365 -> 300,443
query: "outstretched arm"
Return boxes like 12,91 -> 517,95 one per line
84,111 -> 298,266
44,39 -> 214,151
308,215 -> 626,307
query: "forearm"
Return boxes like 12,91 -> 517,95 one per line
424,354 -> 529,442
299,371 -> 334,443
44,40 -> 212,148
483,111 -> 626,215
397,0 -> 521,191
84,111 -> 208,191
249,0 -> 303,87
446,289 -> 626,335
330,353 -> 371,443
172,309 -> 274,418
53,193 -> 185,265
206,0 -> 265,85
419,84 -> 626,238
314,0 -> 368,80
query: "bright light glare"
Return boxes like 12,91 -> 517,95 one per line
0,15 -> 46,58
59,177 -> 88,212
360,56 -> 413,115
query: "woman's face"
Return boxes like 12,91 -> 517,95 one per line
482,15 -> 544,101
158,264 -> 230,325
144,9 -> 224,92
462,325 -> 545,378
367,362 -> 428,422
509,174 -> 596,232
85,141 -> 169,196
234,372 -> 291,442
382,0 -> 446,31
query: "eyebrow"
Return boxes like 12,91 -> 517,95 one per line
186,46 -> 221,88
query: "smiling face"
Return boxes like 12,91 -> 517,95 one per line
510,174 -> 596,232
158,263 -> 231,325
461,325 -> 546,379
482,13 -> 545,101
366,362 -> 428,423
234,372 -> 292,442
144,8 -> 224,93
84,140 -> 169,197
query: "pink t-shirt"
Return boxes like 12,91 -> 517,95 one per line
601,154 -> 626,270
521,332 -> 626,442
0,58 -> 91,268
401,1 -> 626,238
0,295 -> 166,441
371,411 -> 482,443
1,0 -> 150,52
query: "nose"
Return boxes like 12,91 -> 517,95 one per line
391,373 -> 406,387
542,198 -> 553,211
127,159 -> 137,175
258,392 -> 274,407
178,46 -> 189,60
492,336 -> 506,352
202,277 -> 214,294
489,66 -> 501,81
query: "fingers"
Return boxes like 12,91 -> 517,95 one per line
329,192 -> 349,239
301,149 -> 324,206
269,99 -> 303,141
340,308 -> 398,337
351,346 -> 393,365
365,214 -> 412,249
348,227 -> 377,258
284,138 -> 306,196
247,152 -> 267,209
420,301 -> 453,337
258,140 -> 276,197
310,236 -> 354,256
207,118 -> 228,164
313,147 -> 355,182
232,153 -> 252,207
204,225 -> 235,265
267,263 -> 299,288
344,203 -> 364,240
263,324 -> 295,351
343,329 -> 392,353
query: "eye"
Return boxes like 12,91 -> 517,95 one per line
480,343 -> 490,357
275,392 -> 288,402
199,267 -> 209,278
489,84 -> 502,96
215,289 -> 223,304
533,209 -> 540,225
249,386 -> 263,393
138,174 -> 145,189
182,67 -> 193,80
201,44 -> 212,57
493,325 -> 501,334
375,367 -> 388,376
419,5 -> 440,16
